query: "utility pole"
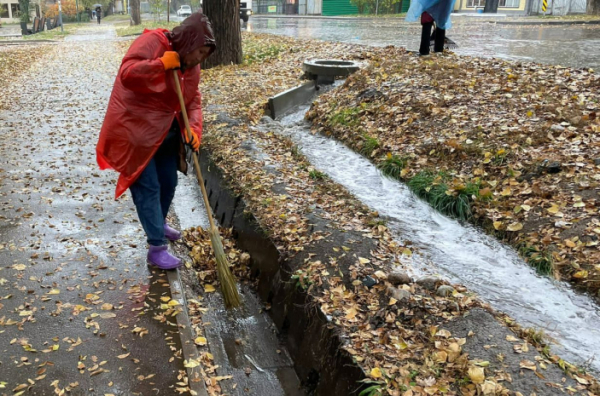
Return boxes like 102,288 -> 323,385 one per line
167,0 -> 170,21
58,0 -> 63,32
76,0 -> 79,22
376,0 -> 379,14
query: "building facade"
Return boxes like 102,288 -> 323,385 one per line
0,0 -> 22,23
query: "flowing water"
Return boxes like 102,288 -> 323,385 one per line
268,106 -> 600,373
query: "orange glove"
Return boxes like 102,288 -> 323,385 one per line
159,51 -> 180,70
184,128 -> 200,152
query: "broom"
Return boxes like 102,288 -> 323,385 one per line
172,70 -> 241,309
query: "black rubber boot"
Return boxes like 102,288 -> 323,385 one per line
420,22 -> 433,56
434,27 -> 446,53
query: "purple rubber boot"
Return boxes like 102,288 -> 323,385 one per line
164,223 -> 182,241
147,245 -> 181,270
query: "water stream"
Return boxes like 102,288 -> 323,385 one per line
268,106 -> 600,373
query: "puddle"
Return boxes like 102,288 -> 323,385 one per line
268,106 -> 600,373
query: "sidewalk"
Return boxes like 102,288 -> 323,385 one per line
0,25 -> 195,395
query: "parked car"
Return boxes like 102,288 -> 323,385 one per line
177,5 -> 192,17
240,0 -> 252,22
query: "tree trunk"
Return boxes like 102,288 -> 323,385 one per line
202,0 -> 242,69
130,0 -> 141,25
588,0 -> 600,14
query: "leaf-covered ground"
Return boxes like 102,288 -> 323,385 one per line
307,50 -> 600,299
0,45 -> 51,110
169,33 -> 600,395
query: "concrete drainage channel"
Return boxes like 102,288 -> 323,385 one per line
174,58 -> 600,395
195,148 -> 367,394
167,60 -> 371,395
169,60 -> 370,396
268,59 -> 361,119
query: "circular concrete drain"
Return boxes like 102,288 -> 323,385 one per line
303,59 -> 361,84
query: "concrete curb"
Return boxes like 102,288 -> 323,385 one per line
167,269 -> 209,396
253,14 -> 403,21
0,39 -> 57,45
495,19 -> 600,25
268,81 -> 316,119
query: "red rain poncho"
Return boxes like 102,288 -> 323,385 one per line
96,13 -> 216,199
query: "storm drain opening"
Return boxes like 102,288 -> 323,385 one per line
268,59 -> 362,120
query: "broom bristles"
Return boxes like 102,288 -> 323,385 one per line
209,226 -> 241,308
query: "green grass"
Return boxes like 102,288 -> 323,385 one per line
115,21 -> 180,37
407,170 -> 481,221
359,385 -> 383,396
361,135 -> 380,156
309,169 -> 326,180
23,22 -> 83,40
243,39 -> 286,64
518,244 -> 553,275
378,153 -> 408,179
328,106 -> 362,127
102,14 -> 131,22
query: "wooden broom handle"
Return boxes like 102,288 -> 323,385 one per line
171,70 -> 218,231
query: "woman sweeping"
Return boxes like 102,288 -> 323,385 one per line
96,13 -> 216,270
406,0 -> 456,55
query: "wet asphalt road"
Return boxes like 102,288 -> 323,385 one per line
0,26 -> 185,395
247,16 -> 600,69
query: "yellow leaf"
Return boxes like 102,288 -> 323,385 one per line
194,337 -> 207,346
345,307 -> 358,320
547,204 -> 560,214
468,367 -> 485,384
101,303 -> 113,311
434,351 -> 448,363
402,248 -> 412,256
204,284 -> 216,293
501,187 -> 511,196
565,240 -> 576,248
370,367 -> 383,379
493,221 -> 503,230
160,296 -> 171,302
167,299 -> 181,306
573,270 -> 588,279
47,289 -> 60,295
358,257 -> 370,265
507,222 -> 523,232
12,264 -> 26,271
52,344 -> 59,351
117,353 -> 130,359
526,110 -> 533,117
184,359 -> 200,368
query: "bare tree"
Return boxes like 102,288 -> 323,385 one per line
588,0 -> 600,14
201,0 -> 242,69
130,0 -> 141,25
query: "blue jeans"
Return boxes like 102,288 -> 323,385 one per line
130,125 -> 179,246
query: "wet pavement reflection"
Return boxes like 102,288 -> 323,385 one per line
247,17 -> 600,69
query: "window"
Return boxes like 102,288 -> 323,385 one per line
467,0 -> 486,6
1,4 -> 9,18
11,3 -> 20,18
499,0 -> 519,7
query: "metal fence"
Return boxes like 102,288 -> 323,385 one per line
528,0 -> 586,15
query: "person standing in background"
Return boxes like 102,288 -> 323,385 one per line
406,0 -> 456,56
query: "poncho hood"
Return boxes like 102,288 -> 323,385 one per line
167,12 -> 216,58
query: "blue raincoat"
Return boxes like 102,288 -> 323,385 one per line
405,0 -> 457,30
